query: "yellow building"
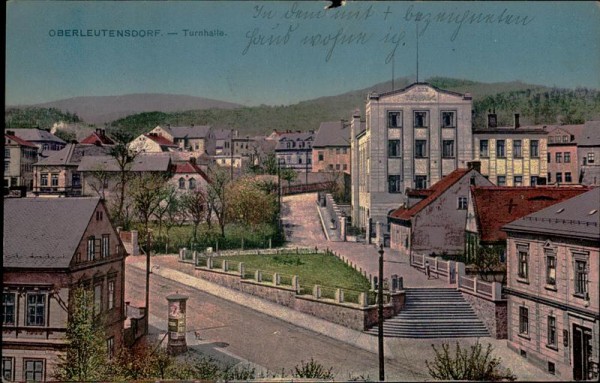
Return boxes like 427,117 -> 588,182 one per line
473,113 -> 548,186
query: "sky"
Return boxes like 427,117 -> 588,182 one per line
5,1 -> 600,106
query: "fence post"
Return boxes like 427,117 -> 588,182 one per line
222,260 -> 229,272
269,237 -> 272,249
273,273 -> 280,286
255,270 -> 262,282
207,257 -> 213,269
434,257 -> 439,274
493,282 -> 502,301
292,275 -> 300,293
313,285 -> 321,299
335,289 -> 344,303
216,240 -> 219,253
241,238 -> 244,250
448,261 -> 455,284
239,262 -> 245,278
358,292 -> 368,307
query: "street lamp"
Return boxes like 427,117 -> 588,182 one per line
378,243 -> 385,381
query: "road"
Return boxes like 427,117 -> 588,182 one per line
126,263 -> 429,380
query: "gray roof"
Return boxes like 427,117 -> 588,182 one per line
503,188 -> 600,241
214,129 -> 233,140
77,154 -> 171,172
34,143 -> 111,166
579,120 -> 600,146
275,132 -> 314,151
11,128 -> 66,144
313,121 -> 350,148
164,125 -> 211,139
3,198 -> 101,269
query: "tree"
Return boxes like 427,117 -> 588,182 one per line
55,287 -> 108,382
161,190 -> 188,253
53,129 -> 77,143
226,177 -> 278,227
181,188 -> 209,242
108,130 -> 137,229
206,166 -> 230,237
425,341 -> 515,381
280,167 -> 297,187
473,245 -> 507,283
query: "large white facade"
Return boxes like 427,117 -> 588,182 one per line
351,83 -> 474,231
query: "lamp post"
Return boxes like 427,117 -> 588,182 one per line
378,244 -> 385,381
145,230 -> 152,334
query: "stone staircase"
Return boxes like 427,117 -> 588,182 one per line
367,288 -> 490,338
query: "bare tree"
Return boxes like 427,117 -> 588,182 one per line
108,131 -> 137,229
206,166 -> 230,237
181,188 -> 209,242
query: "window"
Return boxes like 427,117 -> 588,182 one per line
102,235 -> 110,258
531,176 -> 538,186
108,280 -> 115,310
574,260 -> 588,296
518,246 -> 528,279
548,362 -> 556,375
442,140 -> 455,158
457,196 -> 468,210
51,173 -> 59,187
388,175 -> 402,193
335,148 -> 340,155
96,211 -> 103,221
388,111 -> 402,128
513,140 -> 522,158
4,161 -> 10,172
2,357 -> 14,381
546,252 -> 556,286
514,176 -> 523,186
2,293 -> 16,325
72,173 -> 81,187
94,284 -> 102,315
26,294 -> 46,326
564,152 -> 571,163
107,337 -> 115,359
178,177 -> 185,189
587,152 -> 595,164
565,172 -> 572,183
415,140 -> 427,158
41,174 -> 48,186
441,111 -> 456,128
415,175 -> 427,190
388,140 -> 401,158
87,236 -> 95,261
555,153 -> 562,163
519,306 -> 529,335
556,172 -> 563,183
189,178 -> 196,190
547,316 -> 557,347
23,359 -> 44,382
496,140 -> 506,158
547,152 -> 551,163
335,164 -> 340,170
480,140 -> 489,157
547,173 -> 552,183
342,148 -> 347,154
530,140 -> 539,158
318,152 -> 324,161
497,176 -> 506,186
413,111 -> 429,128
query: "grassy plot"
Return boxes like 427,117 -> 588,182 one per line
223,252 -> 371,299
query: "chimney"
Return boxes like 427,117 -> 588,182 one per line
101,129 -> 106,137
467,161 -> 481,172
487,109 -> 497,129
190,157 -> 196,165
514,113 -> 520,129
6,130 -> 14,136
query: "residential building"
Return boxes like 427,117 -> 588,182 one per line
351,82 -> 474,232
546,125 -> 584,185
275,131 -> 315,172
389,166 -> 492,255
128,133 -> 179,154
578,120 -> 600,186
2,198 -> 127,382
149,124 -> 216,155
4,132 -> 38,191
77,154 -> 172,198
171,158 -> 210,193
464,186 -> 590,263
503,188 -> 599,381
473,113 -> 548,186
11,128 -> 66,154
80,129 -> 116,146
213,129 -> 233,155
32,143 -> 111,197
312,121 -> 351,173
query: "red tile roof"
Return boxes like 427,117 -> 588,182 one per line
144,134 -> 177,147
390,169 -> 471,221
471,186 -> 591,243
80,132 -> 115,145
5,134 -> 37,148
172,162 -> 209,181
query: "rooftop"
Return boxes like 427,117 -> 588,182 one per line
4,198 -> 101,269
5,134 -> 38,148
578,120 -> 600,146
162,125 -> 211,139
80,129 -> 115,145
313,121 -> 350,148
35,143 -> 111,166
503,188 -> 599,241
77,154 -> 171,172
11,128 -> 66,144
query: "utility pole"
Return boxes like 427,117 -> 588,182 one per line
305,150 -> 308,185
378,244 -> 385,381
145,231 -> 151,334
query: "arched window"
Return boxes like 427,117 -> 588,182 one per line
178,177 -> 185,189
189,178 -> 196,190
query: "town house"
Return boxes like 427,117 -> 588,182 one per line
312,121 -> 351,174
4,132 -> 38,192
2,198 -> 127,382
275,131 -> 315,172
503,188 -> 599,381
578,120 -> 600,186
546,125 -> 584,185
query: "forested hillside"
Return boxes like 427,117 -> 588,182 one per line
5,107 -> 82,129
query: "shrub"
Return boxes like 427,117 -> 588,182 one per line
292,358 -> 334,379
425,341 -> 516,381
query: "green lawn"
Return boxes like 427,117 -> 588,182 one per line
221,252 -> 371,299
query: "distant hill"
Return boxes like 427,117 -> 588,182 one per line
8,94 -> 243,125
5,107 -> 83,130
108,77 -> 600,138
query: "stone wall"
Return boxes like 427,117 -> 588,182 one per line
461,291 -> 507,339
